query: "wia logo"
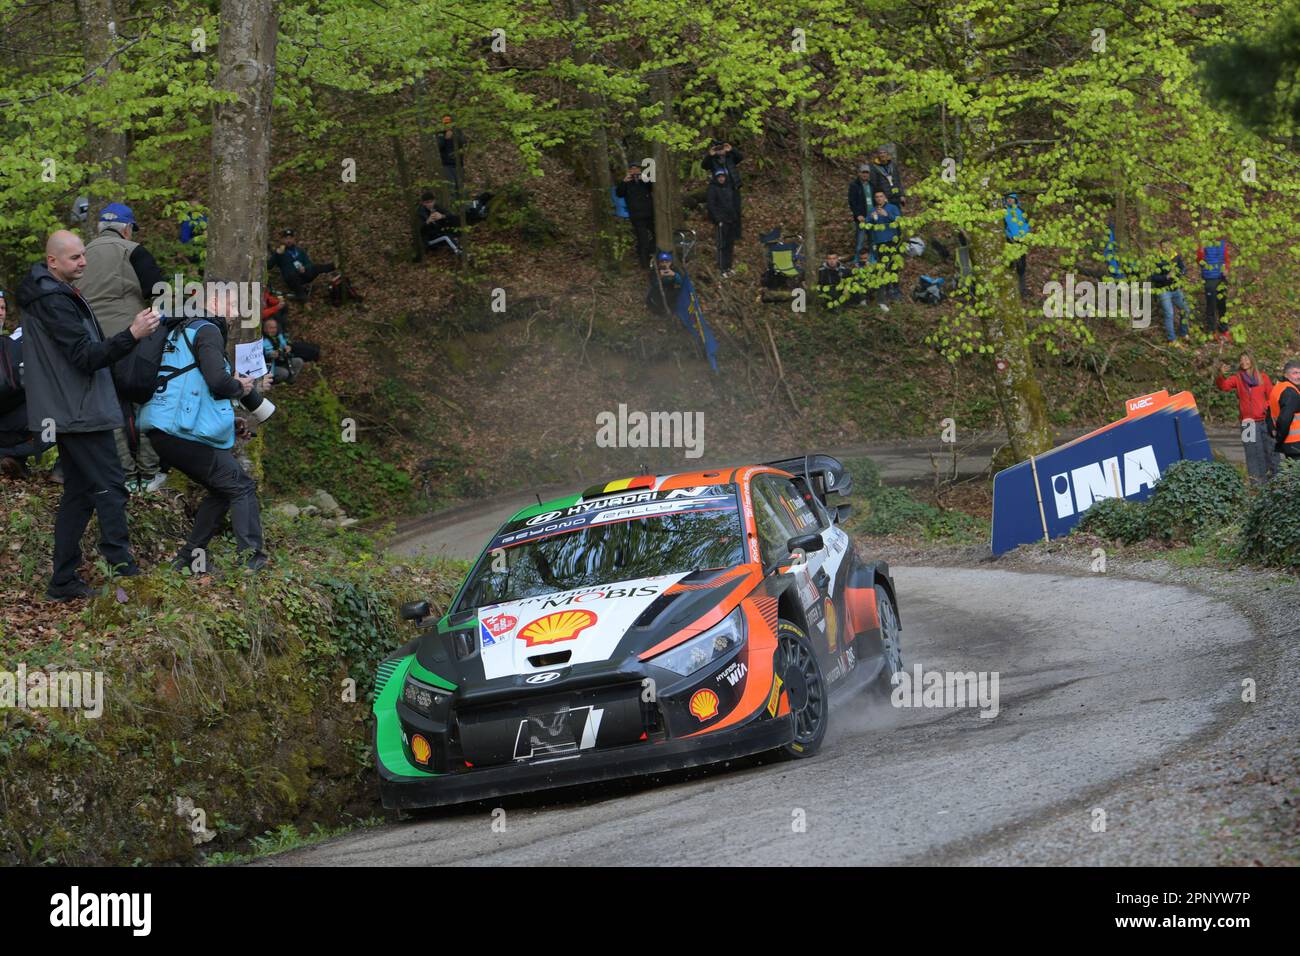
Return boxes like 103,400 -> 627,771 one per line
1050,445 -> 1160,519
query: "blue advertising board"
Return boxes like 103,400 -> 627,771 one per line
991,391 -> 1212,555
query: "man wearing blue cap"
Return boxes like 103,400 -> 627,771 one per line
81,202 -> 168,493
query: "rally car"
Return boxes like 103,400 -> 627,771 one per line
372,455 -> 904,808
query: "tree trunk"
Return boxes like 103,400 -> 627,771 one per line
650,68 -> 680,258
413,76 -> 439,188
74,0 -> 128,222
392,136 -> 424,262
967,217 -> 1054,461
797,103 -> 818,310
207,0 -> 277,345
568,0 -> 616,268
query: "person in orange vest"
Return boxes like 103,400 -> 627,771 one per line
1217,354 -> 1276,484
1269,361 -> 1300,462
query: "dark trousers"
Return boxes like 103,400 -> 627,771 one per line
442,163 -> 462,198
0,429 -> 52,462
1204,277 -> 1228,333
871,239 -> 904,302
1012,253 -> 1027,297
715,221 -> 738,271
630,217 -> 655,269
52,430 -> 136,586
148,429 -> 265,558
283,263 -> 336,298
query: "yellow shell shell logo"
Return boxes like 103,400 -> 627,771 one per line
518,609 -> 597,647
689,689 -> 720,722
824,599 -> 838,652
411,734 -> 432,765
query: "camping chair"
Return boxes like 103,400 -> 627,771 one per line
759,227 -> 804,288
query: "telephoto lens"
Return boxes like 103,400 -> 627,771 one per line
240,388 -> 276,423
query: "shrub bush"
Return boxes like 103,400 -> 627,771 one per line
1240,459 -> 1300,567
1143,459 -> 1246,543
1075,496 -> 1151,544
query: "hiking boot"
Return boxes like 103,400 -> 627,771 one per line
0,457 -> 28,479
46,578 -> 94,602
244,552 -> 270,572
49,462 -> 64,484
143,473 -> 169,493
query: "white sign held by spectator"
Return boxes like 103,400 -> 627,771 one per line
234,341 -> 268,380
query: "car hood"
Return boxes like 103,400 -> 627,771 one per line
473,573 -> 696,680
474,564 -> 769,681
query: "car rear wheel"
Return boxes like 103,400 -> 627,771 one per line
871,583 -> 904,698
776,619 -> 828,759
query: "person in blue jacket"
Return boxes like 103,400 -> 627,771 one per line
139,282 -> 268,572
1004,193 -> 1031,298
867,190 -> 903,309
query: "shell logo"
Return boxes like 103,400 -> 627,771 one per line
411,734 -> 432,765
824,599 -> 838,652
689,688 -> 720,722
518,609 -> 597,647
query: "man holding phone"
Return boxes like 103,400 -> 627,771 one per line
15,230 -> 159,599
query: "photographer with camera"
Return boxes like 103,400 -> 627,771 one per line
138,281 -> 268,573
701,141 -> 744,237
615,163 -> 655,269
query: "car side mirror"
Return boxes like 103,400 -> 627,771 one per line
400,600 -> 431,622
787,533 -> 824,556
834,503 -> 853,523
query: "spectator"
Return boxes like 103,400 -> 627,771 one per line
0,289 -> 54,477
80,202 -> 168,494
867,190 -> 903,310
701,141 -> 743,236
439,115 -> 467,198
868,147 -> 905,207
1003,193 -> 1030,299
139,282 -> 267,573
268,230 -> 336,301
262,317 -> 305,384
1217,355 -> 1276,485
1150,246 -> 1191,343
646,252 -> 683,315
1196,237 -> 1230,340
706,168 -> 741,278
848,163 -> 873,260
1270,361 -> 1300,462
615,163 -> 655,269
262,287 -> 288,326
15,230 -> 159,600
817,253 -> 848,309
416,191 -> 462,255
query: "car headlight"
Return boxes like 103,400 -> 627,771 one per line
650,606 -> 746,676
401,676 -> 449,717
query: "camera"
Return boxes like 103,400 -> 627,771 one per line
240,388 -> 276,423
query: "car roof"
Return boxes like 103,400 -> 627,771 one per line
506,466 -> 792,525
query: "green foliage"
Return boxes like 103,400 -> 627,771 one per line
1240,460 -> 1300,567
1075,496 -> 1152,545
261,374 -> 412,518
840,456 -> 982,542
1144,459 -> 1248,543
0,489 -> 461,865
857,485 -> 981,541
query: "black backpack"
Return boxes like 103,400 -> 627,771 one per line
111,314 -> 195,404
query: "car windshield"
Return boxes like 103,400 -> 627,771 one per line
455,485 -> 745,611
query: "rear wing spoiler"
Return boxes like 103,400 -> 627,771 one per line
764,454 -> 853,503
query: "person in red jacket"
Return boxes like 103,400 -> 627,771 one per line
1216,353 -> 1276,485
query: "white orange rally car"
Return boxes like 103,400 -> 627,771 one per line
372,455 -> 903,808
